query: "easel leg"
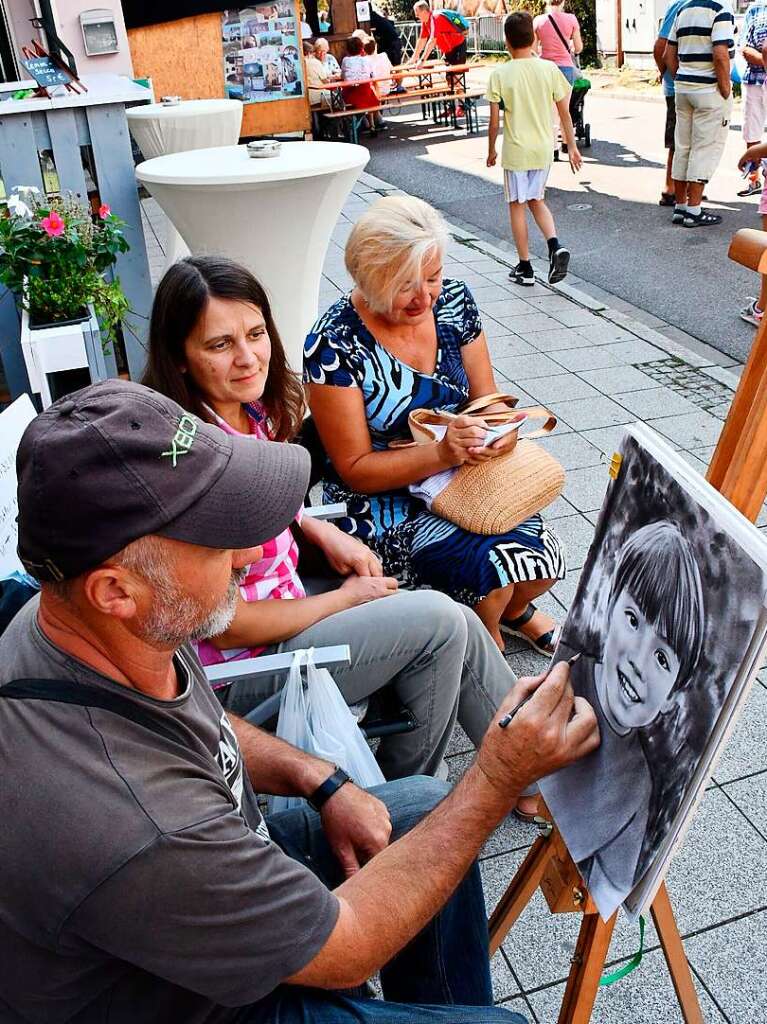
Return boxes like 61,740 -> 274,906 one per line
488,835 -> 554,955
557,911 -> 617,1024
650,884 -> 704,1024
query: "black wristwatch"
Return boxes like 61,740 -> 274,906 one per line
308,766 -> 352,811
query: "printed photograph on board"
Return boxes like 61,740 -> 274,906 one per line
540,429 -> 767,921
222,5 -> 304,103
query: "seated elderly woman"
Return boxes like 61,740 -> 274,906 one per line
140,254 -> 520,786
304,195 -> 566,654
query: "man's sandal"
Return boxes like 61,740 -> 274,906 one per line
500,602 -> 560,657
682,209 -> 722,228
658,192 -> 675,207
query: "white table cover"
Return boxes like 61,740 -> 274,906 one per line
136,141 -> 369,370
127,99 -> 243,161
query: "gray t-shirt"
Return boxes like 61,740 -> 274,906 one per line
0,597 -> 339,1023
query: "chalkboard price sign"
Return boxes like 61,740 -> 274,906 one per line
20,54 -> 75,89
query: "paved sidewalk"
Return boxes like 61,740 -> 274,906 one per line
141,171 -> 766,1023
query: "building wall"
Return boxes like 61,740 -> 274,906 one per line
3,0 -> 133,77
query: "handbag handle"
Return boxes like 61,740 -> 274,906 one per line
460,392 -> 519,417
514,405 -> 557,439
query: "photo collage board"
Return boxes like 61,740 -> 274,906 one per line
222,4 -> 304,104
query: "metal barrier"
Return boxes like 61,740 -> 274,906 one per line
395,16 -> 506,58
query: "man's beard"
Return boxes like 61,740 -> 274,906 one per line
137,567 -> 246,649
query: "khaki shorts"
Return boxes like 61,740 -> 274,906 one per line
672,89 -> 733,184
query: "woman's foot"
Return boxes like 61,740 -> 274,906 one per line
500,603 -> 559,656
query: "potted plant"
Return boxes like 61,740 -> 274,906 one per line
0,187 -> 130,406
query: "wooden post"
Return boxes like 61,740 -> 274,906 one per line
615,0 -> 624,69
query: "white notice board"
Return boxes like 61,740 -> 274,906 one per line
0,395 -> 37,578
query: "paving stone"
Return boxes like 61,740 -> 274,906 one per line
606,338 -> 667,364
446,722 -> 472,757
461,256 -> 503,273
505,645 -> 553,680
486,335 -> 538,359
483,316 -> 520,339
493,353 -> 569,381
498,994 -> 535,1021
721,773 -> 767,837
615,387 -> 700,420
493,313 -> 564,336
647,410 -> 723,450
537,431 -> 603,470
676,450 -> 710,477
577,365 -> 659,394
490,948 -> 521,1002
549,570 -> 582,613
554,395 -> 635,431
481,815 -> 537,860
471,279 -> 522,299
562,466 -> 610,513
480,299 -> 540,319
549,307 -> 603,329
525,950 -> 725,1023
542,494 -> 579,519
483,271 -> 550,295
548,513 -> 596,571
523,294 -> 578,313
523,328 -> 594,353
580,424 -> 633,456
711,681 -> 767,784
664,788 -> 767,935
455,270 -> 491,289
549,346 -> 625,372
686,911 -> 767,1023
521,373 -> 600,405
574,321 -> 636,345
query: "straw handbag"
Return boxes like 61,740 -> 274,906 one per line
400,392 -> 565,536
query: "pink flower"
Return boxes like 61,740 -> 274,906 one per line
40,211 -> 65,237
98,203 -> 111,219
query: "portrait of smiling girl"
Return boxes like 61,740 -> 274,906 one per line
542,521 -> 706,915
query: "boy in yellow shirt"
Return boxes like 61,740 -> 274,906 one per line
486,12 -> 582,285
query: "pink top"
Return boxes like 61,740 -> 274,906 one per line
195,403 -> 306,672
534,10 -> 579,68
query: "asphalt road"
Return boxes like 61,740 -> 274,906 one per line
364,89 -> 760,363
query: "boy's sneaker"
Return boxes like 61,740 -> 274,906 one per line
509,262 -> 535,286
548,246 -> 570,284
740,299 -> 764,327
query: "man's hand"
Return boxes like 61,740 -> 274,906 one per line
320,783 -> 392,876
320,524 -> 383,577
569,145 -> 583,173
487,149 -> 497,167
475,662 -> 600,803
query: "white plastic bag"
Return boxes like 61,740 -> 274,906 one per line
268,649 -> 385,814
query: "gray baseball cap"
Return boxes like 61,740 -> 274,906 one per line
17,379 -> 310,582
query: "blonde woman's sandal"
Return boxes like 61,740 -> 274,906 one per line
501,602 -> 560,657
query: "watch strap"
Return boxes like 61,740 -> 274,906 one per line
308,766 -> 351,811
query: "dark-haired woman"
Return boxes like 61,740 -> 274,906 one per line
141,255 -> 519,782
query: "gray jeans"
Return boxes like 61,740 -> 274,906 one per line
218,590 -> 516,780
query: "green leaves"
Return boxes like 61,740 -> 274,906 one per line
0,189 -> 132,345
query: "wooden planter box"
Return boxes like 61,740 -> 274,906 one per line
20,303 -> 109,408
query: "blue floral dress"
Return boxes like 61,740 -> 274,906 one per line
303,279 -> 566,606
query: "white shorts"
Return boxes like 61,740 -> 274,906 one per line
503,167 -> 550,203
743,82 -> 767,143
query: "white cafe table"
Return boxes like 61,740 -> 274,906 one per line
135,141 -> 369,370
127,99 -> 243,266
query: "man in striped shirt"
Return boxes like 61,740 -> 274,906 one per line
665,0 -> 735,226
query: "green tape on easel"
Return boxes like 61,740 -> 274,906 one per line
599,916 -> 645,987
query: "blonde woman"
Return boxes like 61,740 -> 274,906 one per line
304,196 -> 566,663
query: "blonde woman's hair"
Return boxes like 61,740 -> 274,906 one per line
345,195 -> 449,314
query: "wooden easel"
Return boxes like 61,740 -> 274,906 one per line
489,227 -> 767,1024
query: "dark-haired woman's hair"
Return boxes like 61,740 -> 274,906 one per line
346,34 -> 364,55
141,256 -> 305,441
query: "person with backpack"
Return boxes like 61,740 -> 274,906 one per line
409,0 -> 470,111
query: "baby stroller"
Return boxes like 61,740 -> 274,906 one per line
569,74 -> 591,148
554,73 -> 591,160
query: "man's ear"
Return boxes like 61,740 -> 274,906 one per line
81,566 -> 142,621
